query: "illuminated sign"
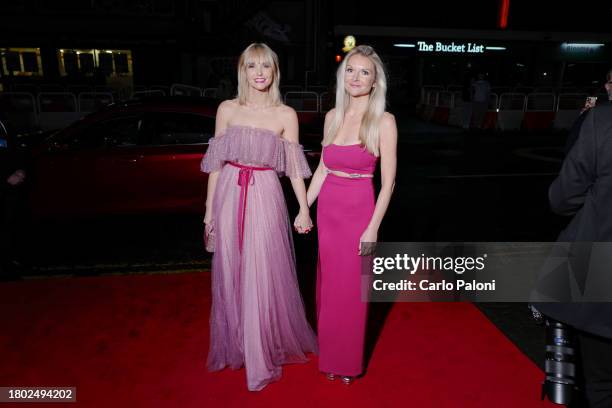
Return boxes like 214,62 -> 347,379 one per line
417,41 -> 484,53
562,43 -> 604,50
560,43 -> 605,54
393,41 -> 506,54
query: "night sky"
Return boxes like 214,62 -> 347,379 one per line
330,0 -> 612,32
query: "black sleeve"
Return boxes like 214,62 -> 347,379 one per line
564,110 -> 588,156
549,110 -> 597,216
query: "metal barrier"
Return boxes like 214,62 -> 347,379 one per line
67,85 -> 94,95
437,91 -> 453,108
422,91 -> 438,121
149,85 -> 170,96
319,92 -> 334,113
526,93 -> 556,111
78,92 -> 114,113
432,91 -> 453,124
131,89 -> 166,98
553,93 -> 588,130
280,85 -> 303,94
447,91 -> 464,127
481,93 -> 499,129
450,91 -> 463,108
37,92 -> 80,131
556,93 -> 588,111
202,88 -> 218,98
284,91 -> 319,112
499,93 -> 527,110
488,93 -> 499,110
305,85 -> 328,94
498,93 -> 526,131
420,85 -> 444,104
524,93 -> 556,130
426,90 -> 439,106
170,83 -> 202,97
0,92 -> 38,131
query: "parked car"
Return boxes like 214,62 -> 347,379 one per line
28,96 -> 321,218
0,118 -> 8,146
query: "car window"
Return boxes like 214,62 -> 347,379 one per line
152,113 -> 214,146
0,120 -> 8,144
66,116 -> 143,149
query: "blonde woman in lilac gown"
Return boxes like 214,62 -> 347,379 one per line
200,43 -> 317,391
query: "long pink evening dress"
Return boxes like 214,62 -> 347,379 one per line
200,125 -> 318,391
317,143 -> 377,377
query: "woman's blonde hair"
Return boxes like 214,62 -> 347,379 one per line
236,43 -> 282,106
324,45 -> 387,156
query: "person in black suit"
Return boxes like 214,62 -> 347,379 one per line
537,104 -> 612,407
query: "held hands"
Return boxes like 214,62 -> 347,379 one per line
358,226 -> 377,256
293,208 -> 313,234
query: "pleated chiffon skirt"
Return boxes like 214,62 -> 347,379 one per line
207,163 -> 318,391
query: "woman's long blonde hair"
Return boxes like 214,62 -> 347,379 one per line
324,45 -> 387,156
236,43 -> 282,106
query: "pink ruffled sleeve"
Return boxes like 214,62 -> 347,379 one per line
200,136 -> 226,173
199,127 -> 312,178
280,139 -> 312,179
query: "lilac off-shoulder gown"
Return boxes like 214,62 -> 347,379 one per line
200,125 -> 318,391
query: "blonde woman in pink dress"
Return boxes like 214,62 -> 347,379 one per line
200,43 -> 317,391
306,45 -> 397,384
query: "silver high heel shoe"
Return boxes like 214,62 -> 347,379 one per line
325,372 -> 336,381
341,376 -> 354,385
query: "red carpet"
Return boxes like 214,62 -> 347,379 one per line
0,272 -> 555,407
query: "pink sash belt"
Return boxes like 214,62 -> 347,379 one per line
228,161 -> 274,251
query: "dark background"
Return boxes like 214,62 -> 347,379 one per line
2,0 -> 611,375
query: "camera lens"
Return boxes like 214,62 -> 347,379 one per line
541,319 -> 577,405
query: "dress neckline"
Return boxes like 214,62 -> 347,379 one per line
226,124 -> 283,138
330,143 -> 363,147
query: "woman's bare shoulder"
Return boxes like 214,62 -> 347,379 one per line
218,98 -> 239,113
382,111 -> 396,123
276,103 -> 297,117
275,104 -> 299,127
380,112 -> 397,131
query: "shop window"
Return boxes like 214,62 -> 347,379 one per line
114,53 -> 129,74
0,48 -> 43,76
58,49 -> 133,77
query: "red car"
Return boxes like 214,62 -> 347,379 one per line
29,96 -> 321,218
